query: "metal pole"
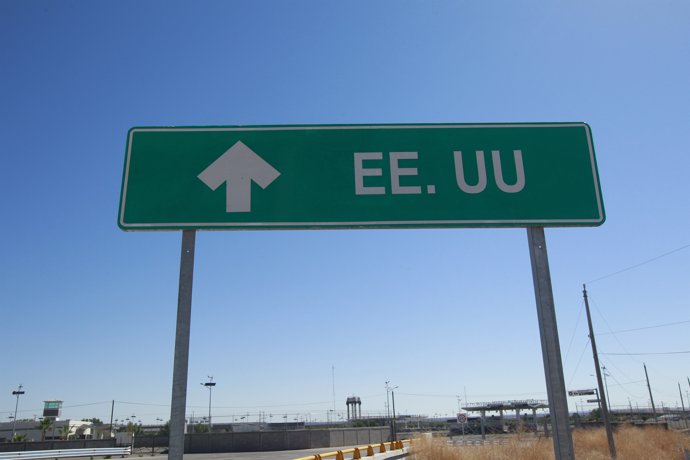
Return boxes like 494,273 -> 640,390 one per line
109,400 -> 115,438
391,390 -> 397,442
602,366 -> 612,410
462,387 -> 467,436
480,410 -> 486,440
526,227 -> 574,460
678,383 -> 687,429
11,385 -> 24,441
332,365 -> 336,414
201,377 -> 216,433
385,381 -> 391,438
168,229 -> 196,460
583,284 -> 616,458
594,388 -> 602,418
643,363 -> 657,420
679,383 -> 686,411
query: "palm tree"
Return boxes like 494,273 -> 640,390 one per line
158,420 -> 170,436
12,433 -> 28,442
125,421 -> 143,436
36,418 -> 54,441
59,423 -> 72,440
193,423 -> 209,433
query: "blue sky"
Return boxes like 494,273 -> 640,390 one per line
2,1 -> 689,425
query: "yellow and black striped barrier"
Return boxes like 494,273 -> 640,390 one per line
293,439 -> 410,460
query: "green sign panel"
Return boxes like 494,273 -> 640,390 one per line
118,123 -> 604,230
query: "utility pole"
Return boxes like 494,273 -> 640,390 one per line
391,390 -> 397,442
11,385 -> 25,441
583,285 -> 616,458
332,365 -> 336,415
643,363 -> 657,420
109,400 -> 115,438
678,383 -> 687,429
385,381 -> 391,431
202,376 -> 216,433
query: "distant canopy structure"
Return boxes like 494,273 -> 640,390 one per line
346,396 -> 362,420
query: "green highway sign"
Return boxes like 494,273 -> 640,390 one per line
118,123 -> 605,230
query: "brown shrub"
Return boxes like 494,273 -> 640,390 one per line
409,425 -> 690,459
573,425 -> 690,460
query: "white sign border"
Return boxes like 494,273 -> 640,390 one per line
119,123 -> 605,230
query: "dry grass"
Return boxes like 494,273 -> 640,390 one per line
410,426 -> 690,459
574,426 -> 690,460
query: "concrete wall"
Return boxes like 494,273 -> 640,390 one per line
1,428 -> 391,454
180,427 -> 390,453
131,435 -> 168,448
323,427 -> 390,448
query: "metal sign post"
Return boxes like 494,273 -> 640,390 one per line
527,227 -> 574,460
168,230 -> 196,460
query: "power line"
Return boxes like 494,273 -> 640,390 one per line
60,401 -> 112,408
589,295 -> 640,367
116,400 -> 170,407
567,339 -> 591,388
598,319 -> 690,335
599,357 -> 637,388
397,391 -> 549,399
397,393 -> 457,398
586,243 -> 690,284
206,400 -> 338,410
600,351 -> 690,356
607,379 -> 646,388
604,371 -> 642,399
563,301 -> 585,365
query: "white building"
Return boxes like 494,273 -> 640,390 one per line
0,419 -> 93,442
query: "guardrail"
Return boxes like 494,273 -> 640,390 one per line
0,446 -> 131,459
293,440 -> 410,460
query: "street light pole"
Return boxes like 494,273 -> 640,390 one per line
385,381 -> 395,440
391,390 -> 397,442
385,382 -> 398,441
602,366 -> 612,411
202,376 -> 216,433
11,385 -> 25,441
385,381 -> 391,424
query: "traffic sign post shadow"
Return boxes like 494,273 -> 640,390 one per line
119,123 -> 605,460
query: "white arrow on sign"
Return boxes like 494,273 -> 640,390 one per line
198,141 -> 281,213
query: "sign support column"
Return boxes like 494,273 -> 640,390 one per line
169,230 -> 196,460
527,227 -> 574,460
